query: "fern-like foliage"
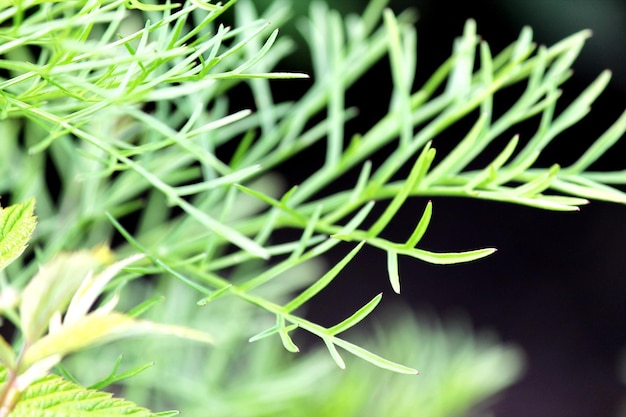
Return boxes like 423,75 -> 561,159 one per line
0,0 -> 624,390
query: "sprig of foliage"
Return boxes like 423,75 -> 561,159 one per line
0,0 -> 624,414
2,0 -> 626,369
60,276 -> 524,417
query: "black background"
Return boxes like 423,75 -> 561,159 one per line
266,1 -> 626,416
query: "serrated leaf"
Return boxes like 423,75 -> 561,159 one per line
22,312 -> 213,370
0,367 -> 158,417
0,199 -> 37,273
19,248 -> 112,344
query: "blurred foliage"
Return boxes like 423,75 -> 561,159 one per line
63,276 -> 524,417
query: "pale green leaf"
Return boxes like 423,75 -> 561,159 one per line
196,285 -> 232,306
0,334 -> 16,369
464,134 -> 520,190
64,254 -> 144,326
190,0 -> 222,11
0,199 -> 37,273
22,312 -> 213,370
126,0 -> 180,11
328,293 -> 383,335
332,337 -> 418,374
566,108 -> 626,174
127,296 -> 166,317
278,326 -> 300,353
19,248 -> 112,344
405,247 -> 497,265
88,356 -> 155,391
405,200 -> 433,248
386,250 -> 401,293
248,325 -> 280,343
368,146 -> 434,237
513,164 -> 560,197
323,338 -> 346,370
283,241 -> 366,313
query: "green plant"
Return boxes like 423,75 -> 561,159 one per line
0,0 -> 624,415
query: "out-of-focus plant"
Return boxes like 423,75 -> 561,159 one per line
0,200 -> 212,416
63,278 -> 524,417
0,0 -> 624,414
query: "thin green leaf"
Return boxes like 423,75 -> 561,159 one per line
513,164 -> 560,197
387,250 -> 401,294
349,160 -> 372,203
196,285 -> 233,306
190,0 -> 222,11
107,212 -> 217,296
424,112 -> 489,185
368,148 -> 434,238
566,108 -> 626,174
328,293 -> 383,335
127,296 -> 166,317
551,176 -> 626,204
19,249 -> 110,344
404,247 -> 497,265
127,0 -> 180,11
283,241 -> 366,313
248,325 -> 280,343
278,317 -> 300,353
22,312 -> 213,370
64,254 -> 144,326
332,337 -> 418,374
88,357 -> 155,391
464,134 -> 519,190
323,338 -> 346,370
289,204 -> 322,261
549,70 -> 612,136
235,184 -> 304,222
405,200 -> 434,248
175,165 -> 263,196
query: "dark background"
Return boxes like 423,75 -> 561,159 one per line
266,1 -> 626,416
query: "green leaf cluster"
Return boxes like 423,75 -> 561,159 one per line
62,280 -> 524,417
0,0 -> 623,415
